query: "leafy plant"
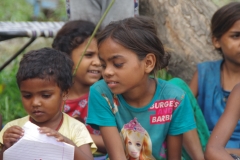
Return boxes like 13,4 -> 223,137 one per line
0,58 -> 26,126
0,0 -> 66,21
0,0 -> 33,21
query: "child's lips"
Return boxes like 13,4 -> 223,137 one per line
88,70 -> 101,74
107,81 -> 118,88
87,70 -> 101,78
33,110 -> 44,116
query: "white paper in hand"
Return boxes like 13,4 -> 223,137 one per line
3,121 -> 74,160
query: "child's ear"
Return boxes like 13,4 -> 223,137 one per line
62,90 -> 68,101
144,53 -> 156,74
212,36 -> 221,49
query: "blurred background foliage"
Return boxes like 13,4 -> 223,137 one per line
213,0 -> 240,6
0,0 -> 66,126
0,0 -> 67,21
0,0 -> 33,21
0,0 -> 238,126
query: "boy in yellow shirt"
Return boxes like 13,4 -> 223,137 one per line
0,48 -> 96,160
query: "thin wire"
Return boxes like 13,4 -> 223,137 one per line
72,0 -> 115,77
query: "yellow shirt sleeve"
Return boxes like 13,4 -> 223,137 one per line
58,113 -> 97,153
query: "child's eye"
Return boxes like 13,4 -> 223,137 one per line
84,53 -> 93,57
114,63 -> 123,68
42,94 -> 51,98
231,34 -> 240,38
22,94 -> 31,99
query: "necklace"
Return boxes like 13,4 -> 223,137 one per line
29,114 -> 64,131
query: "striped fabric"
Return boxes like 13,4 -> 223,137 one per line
0,21 -> 65,40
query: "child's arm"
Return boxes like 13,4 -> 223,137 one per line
39,127 -> 93,160
91,134 -> 106,153
168,78 -> 205,159
74,144 -> 93,160
189,70 -> 198,97
205,84 -> 240,159
183,129 -> 204,160
100,126 -> 127,160
226,148 -> 240,157
0,144 -> 3,160
167,134 -> 182,160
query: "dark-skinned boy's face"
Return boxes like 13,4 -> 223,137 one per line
19,78 -> 64,127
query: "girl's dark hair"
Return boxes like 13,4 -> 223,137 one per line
211,2 -> 240,40
97,16 -> 170,75
52,20 -> 96,55
16,48 -> 73,92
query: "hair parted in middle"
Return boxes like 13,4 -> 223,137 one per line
97,16 -> 170,75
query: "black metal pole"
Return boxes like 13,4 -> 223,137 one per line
0,37 -> 36,72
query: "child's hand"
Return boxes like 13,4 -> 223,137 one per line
3,125 -> 24,149
38,127 -> 75,146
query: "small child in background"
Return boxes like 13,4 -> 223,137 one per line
0,48 -> 96,160
205,83 -> 240,160
189,2 -> 240,149
86,16 -> 196,160
52,20 -> 105,158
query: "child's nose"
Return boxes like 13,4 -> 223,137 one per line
32,98 -> 41,107
92,56 -> 101,67
103,66 -> 114,77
